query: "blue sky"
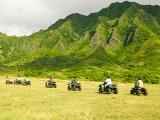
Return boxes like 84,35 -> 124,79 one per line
0,0 -> 159,36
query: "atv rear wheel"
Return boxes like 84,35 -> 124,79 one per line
142,88 -> 148,96
130,89 -> 134,95
67,86 -> 70,90
113,88 -> 118,94
98,88 -> 102,93
45,82 -> 48,88
54,84 -> 57,88
78,86 -> 81,91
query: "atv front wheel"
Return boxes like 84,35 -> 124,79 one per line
113,88 -> 118,94
130,89 -> 134,95
137,90 -> 141,96
106,88 -> 111,94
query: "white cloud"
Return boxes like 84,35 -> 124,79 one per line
0,0 -> 159,36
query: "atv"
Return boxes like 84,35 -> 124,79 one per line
14,80 -> 23,85
6,80 -> 13,85
45,81 -> 57,88
22,80 -> 31,86
98,84 -> 118,94
130,86 -> 148,96
67,83 -> 81,91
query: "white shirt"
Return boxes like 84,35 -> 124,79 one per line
137,80 -> 143,87
104,78 -> 112,85
26,78 -> 29,81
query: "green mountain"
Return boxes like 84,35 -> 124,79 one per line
0,1 -> 160,83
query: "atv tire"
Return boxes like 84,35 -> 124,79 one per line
113,88 -> 118,94
98,88 -> 102,93
78,86 -> 81,91
137,90 -> 141,96
130,89 -> 134,95
142,88 -> 148,96
106,88 -> 111,94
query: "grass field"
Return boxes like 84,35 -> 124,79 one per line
0,76 -> 160,120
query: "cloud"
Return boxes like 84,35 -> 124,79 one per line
0,0 -> 160,36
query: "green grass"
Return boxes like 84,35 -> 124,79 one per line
0,76 -> 160,120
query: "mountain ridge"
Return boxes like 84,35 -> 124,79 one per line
0,1 -> 160,83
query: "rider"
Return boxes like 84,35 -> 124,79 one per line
6,76 -> 10,84
71,77 -> 77,87
104,76 -> 113,87
24,75 -> 29,82
48,77 -> 54,83
135,77 -> 143,88
15,76 -> 20,84
16,76 -> 20,81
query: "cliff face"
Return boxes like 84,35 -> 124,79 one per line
0,1 -> 160,82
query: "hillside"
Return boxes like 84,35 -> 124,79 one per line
0,1 -> 160,83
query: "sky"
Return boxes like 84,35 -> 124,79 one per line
0,0 -> 160,36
